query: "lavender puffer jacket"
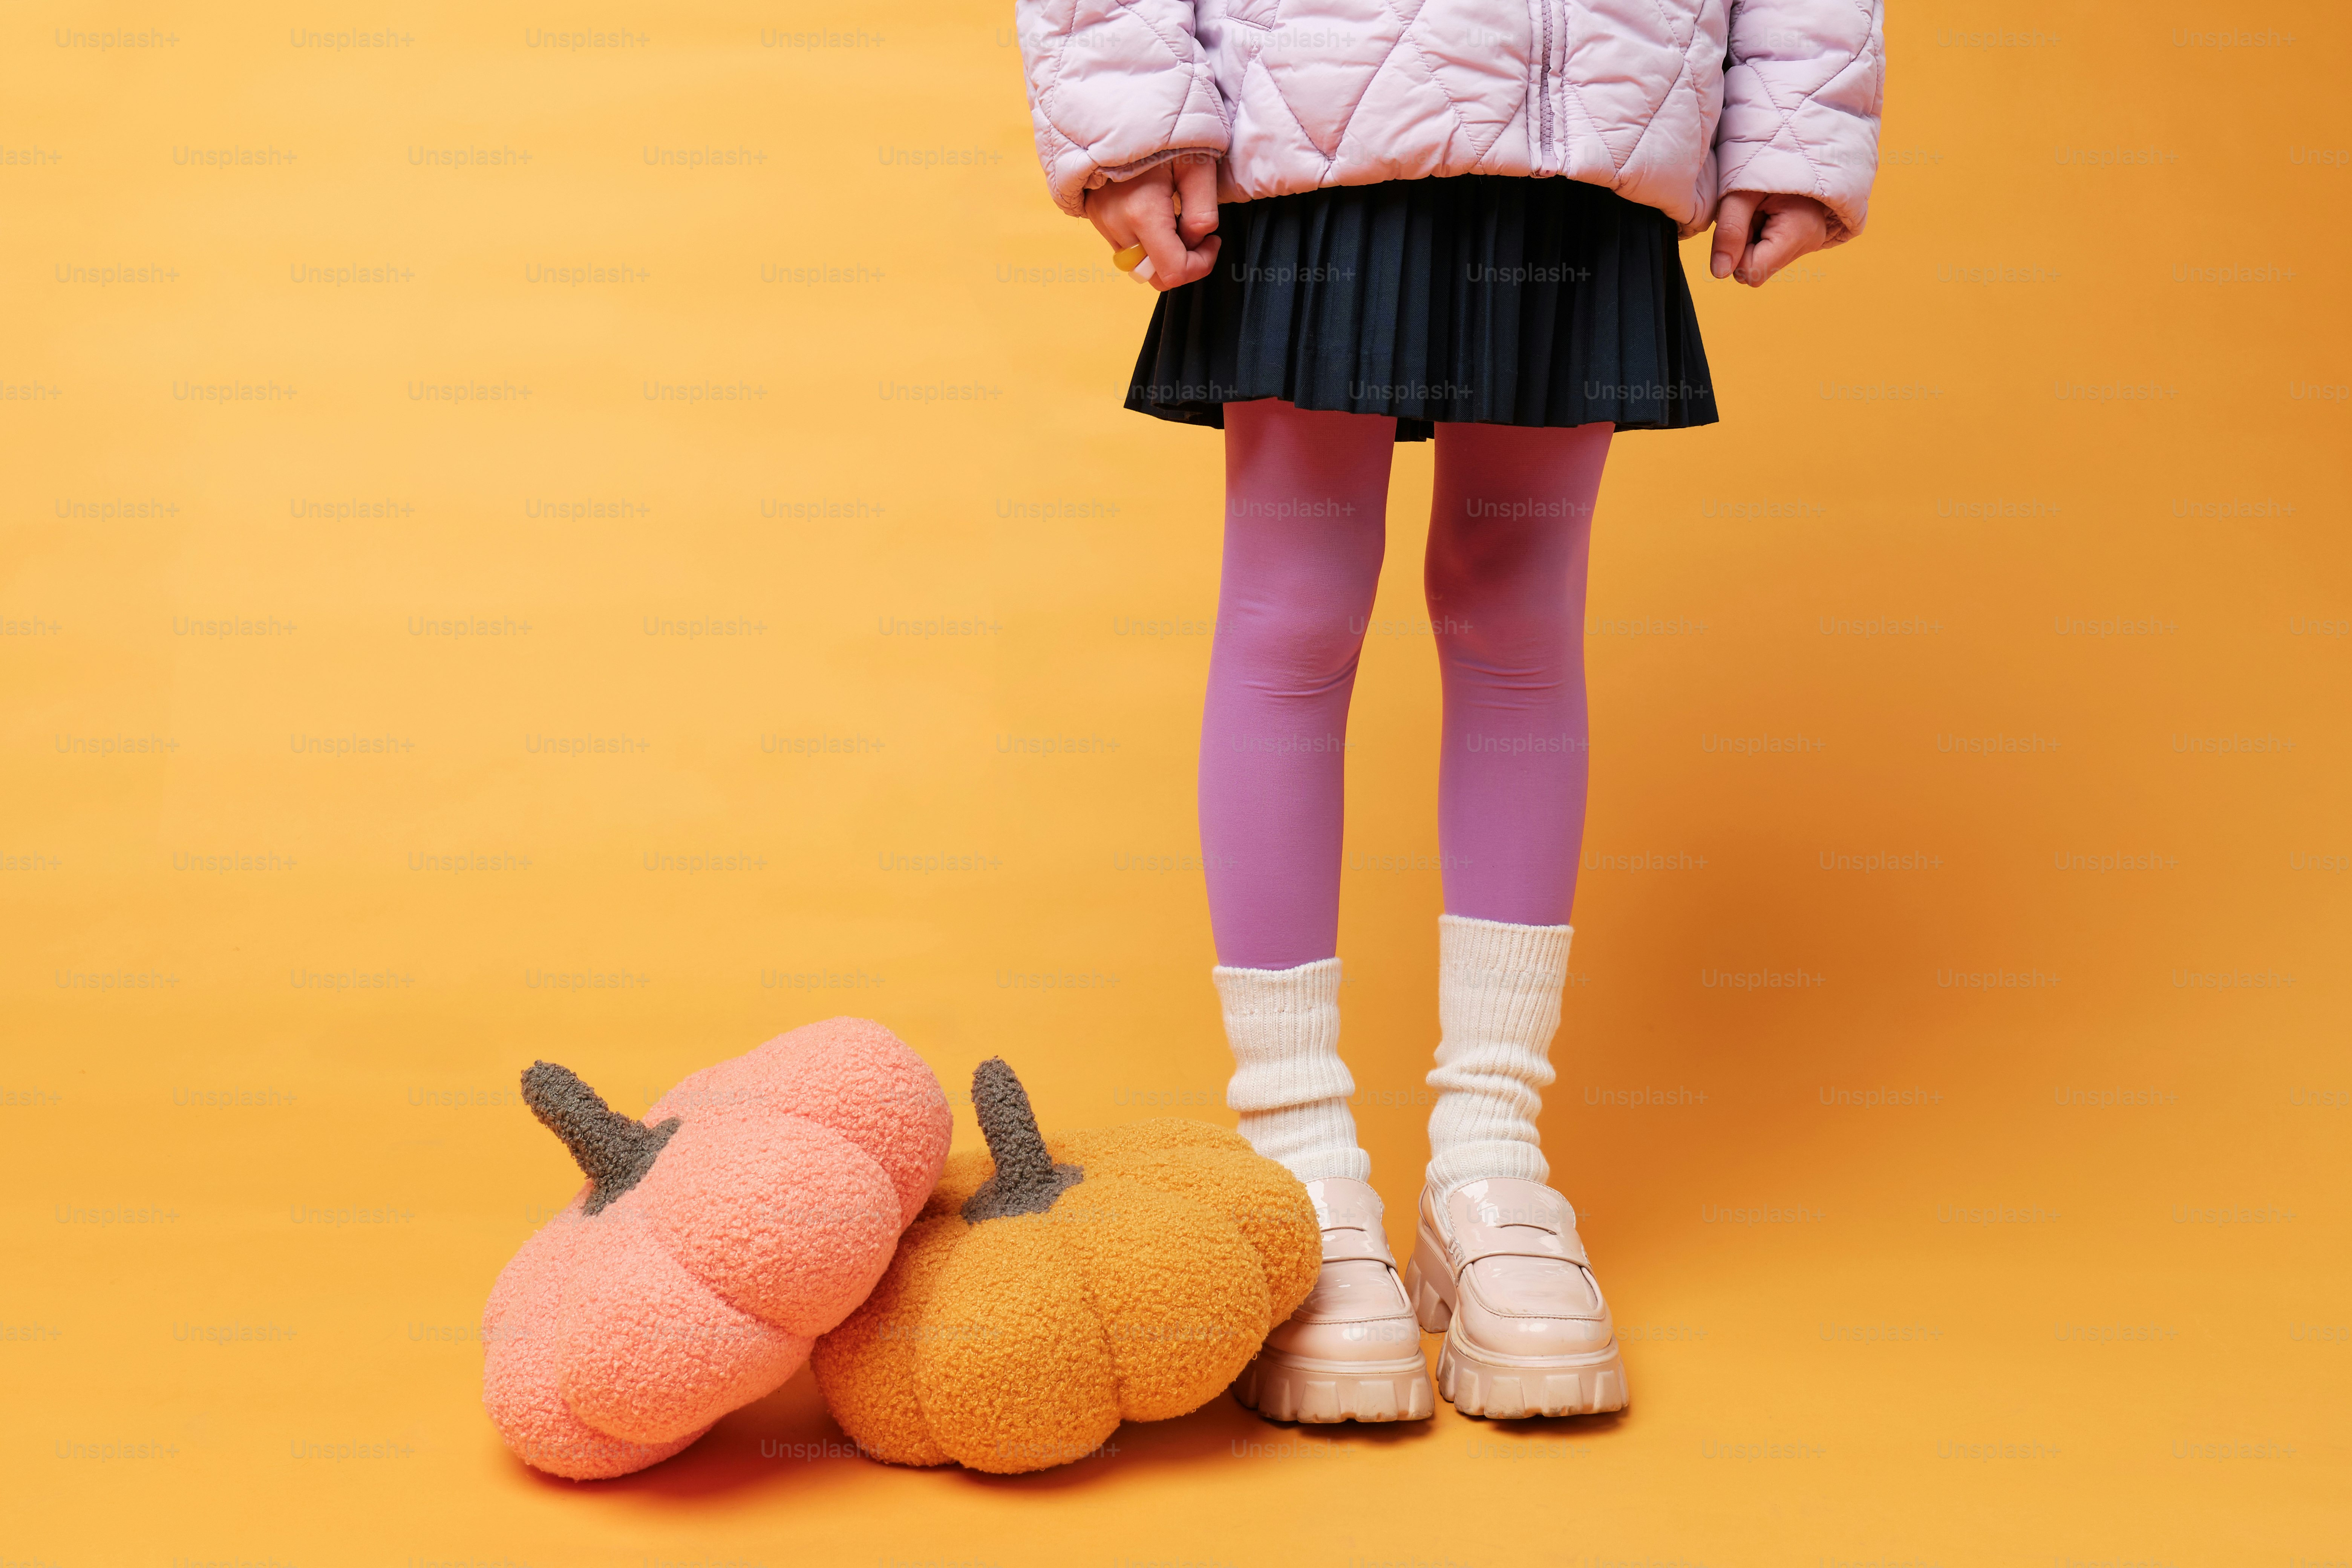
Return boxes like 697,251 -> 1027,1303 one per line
1014,0 -> 1884,242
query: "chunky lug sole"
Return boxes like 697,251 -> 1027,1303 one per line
1406,1237 -> 1630,1419
1231,1348 -> 1437,1424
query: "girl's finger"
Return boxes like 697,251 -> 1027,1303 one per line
1130,199 -> 1190,290
1174,157 -> 1220,244
1738,204 -> 1824,286
1157,233 -> 1219,291
1710,190 -> 1759,280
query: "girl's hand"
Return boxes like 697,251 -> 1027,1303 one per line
1084,154 -> 1220,291
1709,191 -> 1832,287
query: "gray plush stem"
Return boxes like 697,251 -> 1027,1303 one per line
960,1057 -> 1083,1223
521,1060 -> 680,1216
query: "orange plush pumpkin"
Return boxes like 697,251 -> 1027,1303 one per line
811,1058 -> 1320,1473
482,1018 -> 951,1479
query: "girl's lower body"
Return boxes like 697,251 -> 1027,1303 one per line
1125,173 -> 1716,1423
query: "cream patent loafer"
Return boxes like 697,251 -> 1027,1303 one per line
1406,1176 -> 1629,1418
1233,1177 -> 1436,1423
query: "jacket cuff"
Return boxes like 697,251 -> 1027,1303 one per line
1037,74 -> 1229,217
1715,147 -> 1868,247
1095,146 -> 1218,187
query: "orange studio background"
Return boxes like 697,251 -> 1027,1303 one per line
3,1 -> 2345,1563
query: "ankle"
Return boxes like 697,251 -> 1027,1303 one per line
1424,1143 -> 1549,1193
1215,957 -> 1368,1184
1424,914 -> 1570,1196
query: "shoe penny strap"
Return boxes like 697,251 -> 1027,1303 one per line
1446,1221 -> 1590,1272
1320,1220 -> 1398,1266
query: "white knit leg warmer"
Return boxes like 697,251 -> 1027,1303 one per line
1214,957 -> 1371,1184
1425,914 -> 1571,1191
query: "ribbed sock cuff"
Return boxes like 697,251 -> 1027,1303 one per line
1437,913 -> 1571,998
1426,1140 -> 1551,1193
1426,916 -> 1571,1189
1214,957 -> 1369,1184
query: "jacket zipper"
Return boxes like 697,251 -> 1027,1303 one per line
1534,0 -> 1553,170
1544,0 -> 1570,174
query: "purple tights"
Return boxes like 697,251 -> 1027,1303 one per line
1200,398 -> 1611,970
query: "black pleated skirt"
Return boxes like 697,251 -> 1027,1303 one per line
1127,174 -> 1718,441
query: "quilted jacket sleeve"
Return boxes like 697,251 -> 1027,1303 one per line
1716,0 -> 1885,243
1015,0 -> 1230,217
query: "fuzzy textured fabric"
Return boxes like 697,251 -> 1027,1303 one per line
519,1062 -> 679,1214
482,1017 -> 952,1480
960,1057 -> 1084,1221
812,1088 -> 1321,1474
1213,957 -> 1371,1184
1426,915 -> 1573,1190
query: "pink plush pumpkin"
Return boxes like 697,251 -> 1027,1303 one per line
482,1017 -> 951,1479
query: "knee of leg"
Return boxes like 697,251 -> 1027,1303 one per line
1433,600 -> 1580,687
1222,573 -> 1379,691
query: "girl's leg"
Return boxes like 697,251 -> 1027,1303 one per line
1202,399 -> 1395,970
1202,397 -> 1393,1184
1421,418 -> 1610,1191
1208,401 -> 1438,1428
1405,420 -> 1628,1421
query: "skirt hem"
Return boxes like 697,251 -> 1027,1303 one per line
1122,174 -> 1721,443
